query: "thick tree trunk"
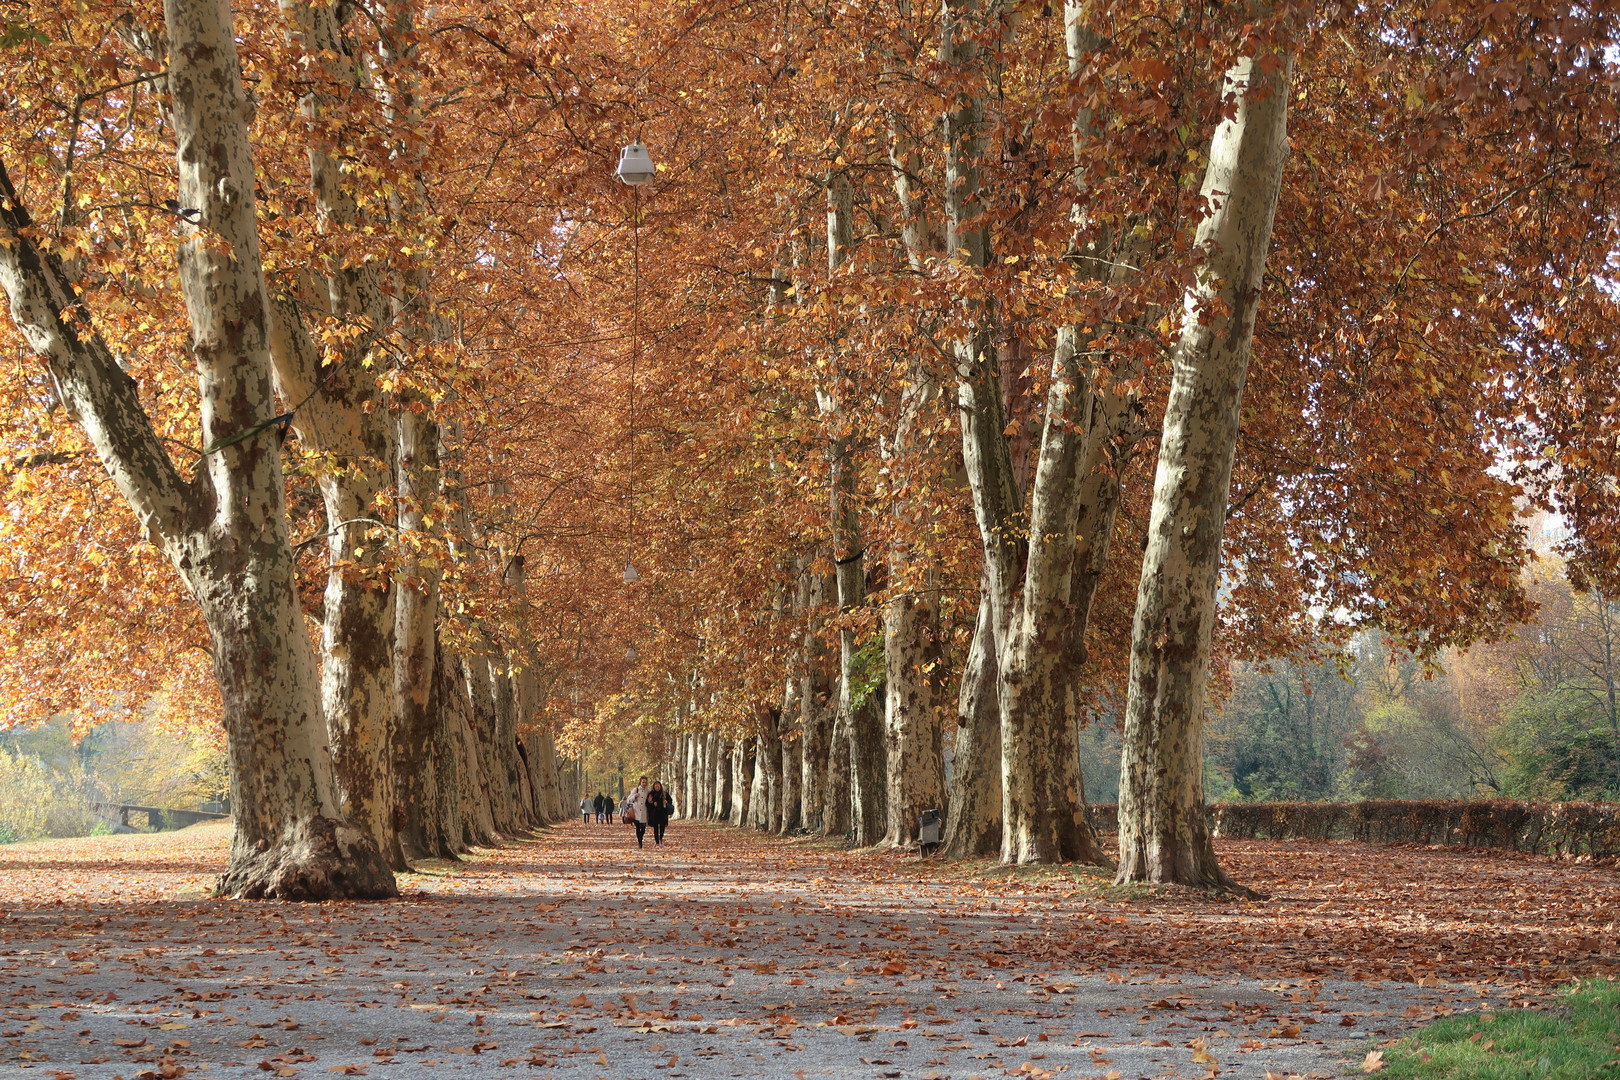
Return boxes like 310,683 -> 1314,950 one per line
849,696 -> 888,847
700,733 -> 716,819
996,329 -> 1109,866
318,493 -> 399,865
940,0 -> 1121,866
1117,52 -> 1291,890
472,657 -> 519,834
680,734 -> 695,818
882,585 -> 942,848
822,704 -> 853,838
761,719 -> 782,832
799,568 -> 833,831
427,647 -> 467,857
267,0 -> 404,871
0,0 -> 395,900
534,727 -> 565,823
713,738 -> 732,821
942,587 -> 1003,859
457,658 -> 502,844
392,407 -> 449,861
779,732 -> 801,833
731,736 -> 753,825
832,438 -> 885,846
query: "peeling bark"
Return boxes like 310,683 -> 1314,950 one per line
942,583 -> 1003,859
1117,51 -> 1292,891
266,0 -> 404,869
731,736 -> 753,825
0,0 -> 394,900
799,565 -> 834,832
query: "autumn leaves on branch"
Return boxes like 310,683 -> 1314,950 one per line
1,0 -> 1617,898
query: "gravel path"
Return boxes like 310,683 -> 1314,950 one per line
0,820 -> 1554,1080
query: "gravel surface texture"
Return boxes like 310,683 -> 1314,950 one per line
0,820 -> 1555,1080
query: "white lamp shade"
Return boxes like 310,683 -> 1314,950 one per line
617,142 -> 656,186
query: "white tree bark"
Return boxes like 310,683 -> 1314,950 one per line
0,0 -> 394,899
799,565 -> 834,831
942,582 -> 1003,859
1116,51 -> 1292,890
264,0 -> 406,868
733,735 -> 754,825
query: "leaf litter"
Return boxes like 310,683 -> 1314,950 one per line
0,820 -> 1612,1077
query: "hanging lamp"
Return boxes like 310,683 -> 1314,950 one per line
616,142 -> 656,186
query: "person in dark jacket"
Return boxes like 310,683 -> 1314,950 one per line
645,781 -> 675,846
592,792 -> 605,823
603,794 -> 616,824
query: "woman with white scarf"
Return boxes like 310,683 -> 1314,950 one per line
626,776 -> 651,848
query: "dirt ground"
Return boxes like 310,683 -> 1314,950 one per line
0,819 -> 1613,1080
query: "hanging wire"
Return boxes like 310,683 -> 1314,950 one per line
630,181 -> 639,533
623,171 -> 642,585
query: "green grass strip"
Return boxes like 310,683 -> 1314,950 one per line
1372,981 -> 1620,1079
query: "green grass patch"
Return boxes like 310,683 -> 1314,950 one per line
1372,981 -> 1620,1079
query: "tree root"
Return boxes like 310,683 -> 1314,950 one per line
217,815 -> 398,901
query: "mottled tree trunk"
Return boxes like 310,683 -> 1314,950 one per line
533,727 -> 565,823
764,722 -> 783,832
427,646 -> 467,857
942,586 -> 1003,859
731,736 -> 753,825
822,704 -> 853,838
882,582 -> 943,848
478,657 -> 520,833
1117,52 -> 1291,890
700,733 -> 715,819
392,407 -> 447,860
749,733 -> 769,828
881,117 -> 947,852
266,0 -> 404,870
0,0 -> 395,899
832,437 -> 885,846
996,329 -> 1109,866
681,734 -> 695,818
501,555 -> 541,830
458,658 -> 502,844
799,568 -> 833,832
779,732 -> 801,833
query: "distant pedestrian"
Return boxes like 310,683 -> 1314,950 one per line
646,781 -> 674,847
593,792 -> 606,823
603,794 -> 615,824
627,776 -> 651,848
580,796 -> 591,824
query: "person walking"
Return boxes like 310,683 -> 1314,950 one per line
626,776 -> 651,848
592,792 -> 605,823
580,795 -> 591,824
645,781 -> 674,847
603,793 -> 615,825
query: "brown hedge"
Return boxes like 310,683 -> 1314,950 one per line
1085,799 -> 1620,858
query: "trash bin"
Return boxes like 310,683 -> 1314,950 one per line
919,809 -> 942,855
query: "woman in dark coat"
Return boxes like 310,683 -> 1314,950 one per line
645,781 -> 675,846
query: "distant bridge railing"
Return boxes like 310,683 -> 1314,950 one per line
90,803 -> 229,830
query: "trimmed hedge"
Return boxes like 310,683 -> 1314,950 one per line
1085,799 -> 1620,858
